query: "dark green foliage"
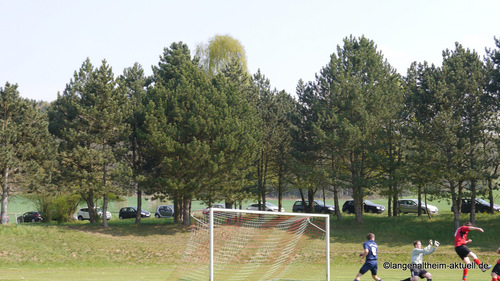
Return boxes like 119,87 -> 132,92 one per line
310,35 -> 402,222
0,82 -> 57,225
48,58 -> 130,227
145,42 -> 258,225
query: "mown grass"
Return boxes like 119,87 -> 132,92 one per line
2,197 -> 500,280
1,210 -> 500,280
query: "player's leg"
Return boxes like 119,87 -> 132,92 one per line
355,264 -> 368,281
460,255 -> 471,281
491,263 -> 500,280
468,251 -> 482,266
469,251 -> 493,271
422,271 -> 432,281
370,266 -> 382,281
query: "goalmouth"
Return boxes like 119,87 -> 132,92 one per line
170,208 -> 330,281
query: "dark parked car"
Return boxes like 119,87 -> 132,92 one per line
452,198 -> 500,213
17,211 -> 43,223
155,205 -> 174,218
118,207 -> 151,219
292,200 -> 335,214
342,200 -> 385,214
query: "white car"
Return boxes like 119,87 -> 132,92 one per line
397,199 -> 438,214
76,207 -> 112,220
246,202 -> 285,212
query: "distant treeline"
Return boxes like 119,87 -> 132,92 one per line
2,35 -> 500,229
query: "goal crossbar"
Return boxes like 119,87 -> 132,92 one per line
209,208 -> 330,281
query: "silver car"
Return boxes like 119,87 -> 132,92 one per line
397,199 -> 438,214
246,202 -> 285,212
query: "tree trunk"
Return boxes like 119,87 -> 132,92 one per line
102,193 -> 109,228
182,196 -> 191,226
333,183 -> 341,221
470,179 -> 476,225
353,185 -> 363,223
450,182 -> 460,229
417,185 -> 422,217
1,168 -> 9,225
135,185 -> 142,225
82,189 -> 96,223
392,190 -> 398,217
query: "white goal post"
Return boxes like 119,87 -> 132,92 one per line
170,207 -> 330,281
210,208 -> 330,281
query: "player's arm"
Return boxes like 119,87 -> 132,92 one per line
468,226 -> 484,232
359,248 -> 369,263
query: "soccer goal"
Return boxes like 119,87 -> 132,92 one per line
170,208 -> 330,281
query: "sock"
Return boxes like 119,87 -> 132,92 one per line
497,276 -> 500,281
474,258 -> 481,265
463,267 -> 469,279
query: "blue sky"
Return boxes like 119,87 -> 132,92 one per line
1,0 -> 499,102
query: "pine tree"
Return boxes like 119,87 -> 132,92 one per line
146,42 -> 258,225
117,62 -> 148,225
312,35 -> 401,222
49,59 -> 129,227
1,82 -> 57,225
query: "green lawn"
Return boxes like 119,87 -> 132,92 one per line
2,196 -> 500,280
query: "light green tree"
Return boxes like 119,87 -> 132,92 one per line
196,34 -> 248,77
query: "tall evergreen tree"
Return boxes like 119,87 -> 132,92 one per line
49,59 -> 129,227
291,80 -> 325,214
404,62 -> 442,218
441,43 -> 488,226
117,63 -> 149,224
146,42 -> 257,225
485,37 -> 500,213
312,36 -> 401,222
1,82 -> 57,225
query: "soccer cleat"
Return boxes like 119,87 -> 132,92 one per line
481,264 -> 492,272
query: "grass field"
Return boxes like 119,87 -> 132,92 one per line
2,196 -> 500,280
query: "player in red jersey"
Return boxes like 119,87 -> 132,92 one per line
491,247 -> 500,281
454,222 -> 492,280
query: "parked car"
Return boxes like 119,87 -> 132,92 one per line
155,205 -> 174,218
292,200 -> 335,214
246,202 -> 285,212
342,200 -> 385,214
76,207 -> 112,221
118,207 -> 151,219
202,204 -> 225,216
397,199 -> 438,214
17,211 -> 43,223
452,198 -> 500,213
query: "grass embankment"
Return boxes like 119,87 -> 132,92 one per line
1,209 -> 499,280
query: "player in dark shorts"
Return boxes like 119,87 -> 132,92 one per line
454,222 -> 492,281
491,247 -> 500,281
354,233 -> 382,281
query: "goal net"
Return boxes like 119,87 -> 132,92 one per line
170,208 -> 330,281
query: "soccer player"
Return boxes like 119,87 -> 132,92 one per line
354,233 -> 382,281
454,222 -> 492,281
401,239 -> 439,281
491,247 -> 500,281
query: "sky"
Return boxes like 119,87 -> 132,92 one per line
1,0 -> 499,102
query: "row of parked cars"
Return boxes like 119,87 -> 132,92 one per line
76,205 -> 176,220
16,198 -> 500,223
